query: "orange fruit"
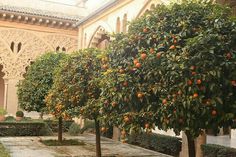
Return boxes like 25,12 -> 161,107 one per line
156,52 -> 162,59
137,93 -> 143,98
211,110 -> 217,116
226,53 -> 232,59
123,81 -> 128,87
187,80 -> 193,85
124,116 -> 130,123
169,45 -> 176,50
101,127 -> 107,132
231,80 -> 236,86
111,102 -> 117,107
143,28 -> 148,33
162,99 -> 167,105
196,79 -> 202,85
102,64 -> 108,69
145,123 -> 150,129
133,59 -> 139,65
135,62 -> 141,68
141,53 -> 147,60
119,69 -> 125,74
191,71 -> 196,75
150,48 -> 154,54
193,93 -> 198,98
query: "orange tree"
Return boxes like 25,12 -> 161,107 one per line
17,52 -> 66,118
45,48 -> 105,157
101,1 -> 236,157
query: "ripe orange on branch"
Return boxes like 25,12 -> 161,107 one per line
141,53 -> 147,60
133,59 -> 139,65
135,62 -> 141,68
193,93 -> 198,98
150,48 -> 154,54
137,92 -> 144,98
211,110 -> 217,116
162,99 -> 167,105
169,45 -> 176,50
196,79 -> 202,85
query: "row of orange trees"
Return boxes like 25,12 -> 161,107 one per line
17,1 -> 236,157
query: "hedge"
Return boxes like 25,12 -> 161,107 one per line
128,132 -> 181,156
201,144 -> 236,157
44,119 -> 74,132
0,121 -> 52,136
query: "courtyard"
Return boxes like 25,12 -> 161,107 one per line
0,0 -> 236,157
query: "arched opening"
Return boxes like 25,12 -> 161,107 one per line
56,46 -> 60,52
62,47 -> 66,52
10,42 -> 14,52
116,17 -> 121,33
17,42 -> 22,53
122,14 -> 127,33
97,34 -> 110,49
0,65 -> 5,108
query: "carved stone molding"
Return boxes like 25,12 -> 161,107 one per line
43,35 -> 78,53
0,28 -> 78,79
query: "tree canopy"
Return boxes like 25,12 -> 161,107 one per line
17,52 -> 66,114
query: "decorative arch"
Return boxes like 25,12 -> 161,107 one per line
43,34 -> 78,53
0,29 -> 52,79
88,26 -> 109,48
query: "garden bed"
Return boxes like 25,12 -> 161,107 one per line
40,139 -> 85,146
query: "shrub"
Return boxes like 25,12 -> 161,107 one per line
38,123 -> 53,136
5,116 -> 15,122
0,121 -> 52,136
16,111 -> 24,117
128,133 -> 181,156
68,122 -> 81,136
0,108 -> 7,116
201,144 -> 236,157
44,119 -> 74,132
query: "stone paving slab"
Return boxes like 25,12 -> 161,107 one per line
0,134 -> 172,157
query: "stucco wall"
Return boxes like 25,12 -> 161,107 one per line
78,0 -> 168,49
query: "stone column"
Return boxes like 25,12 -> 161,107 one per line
231,129 -> 236,139
3,79 -> 8,110
4,78 -> 20,115
195,131 -> 206,157
180,132 -> 188,157
113,126 -> 120,141
180,131 -> 206,157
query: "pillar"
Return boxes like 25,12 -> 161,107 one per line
4,78 -> 20,115
180,131 -> 206,157
231,129 -> 236,139
113,126 -> 120,141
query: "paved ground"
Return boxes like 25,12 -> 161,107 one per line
0,134 -> 172,157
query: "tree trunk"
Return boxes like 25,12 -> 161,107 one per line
95,119 -> 101,157
58,117 -> 63,143
185,131 -> 196,157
